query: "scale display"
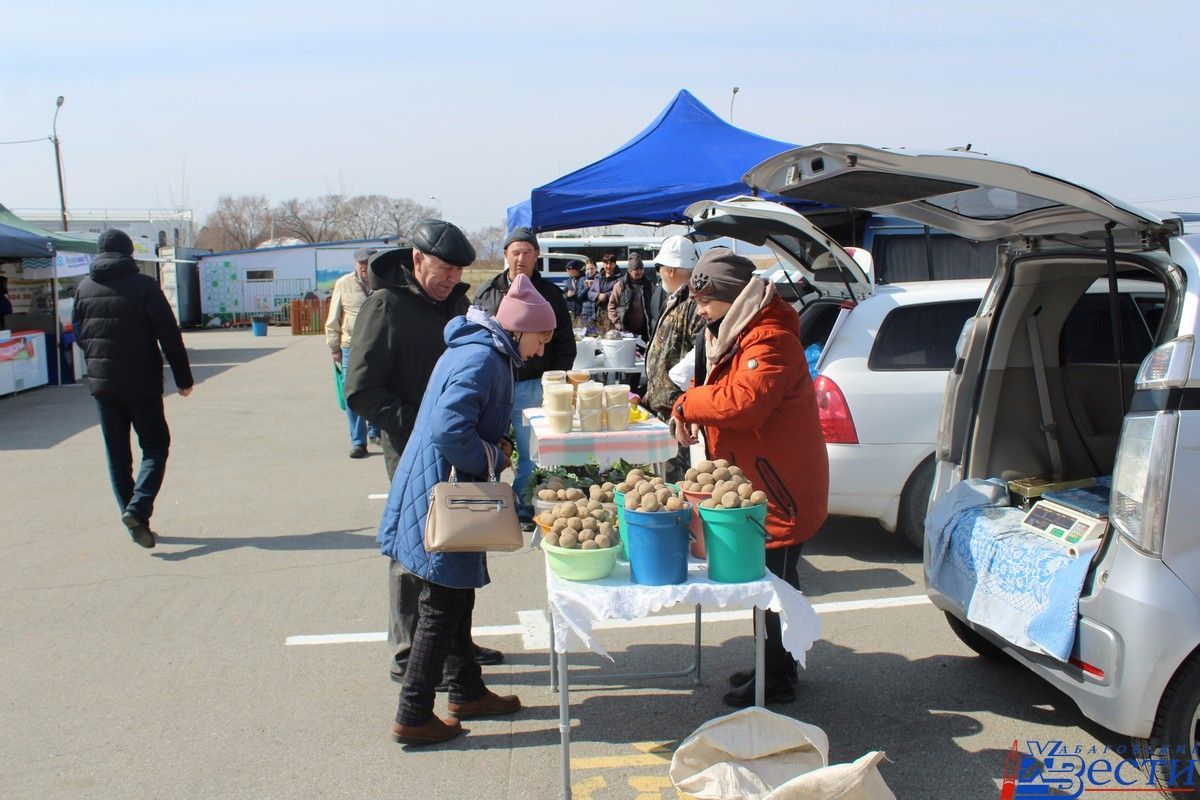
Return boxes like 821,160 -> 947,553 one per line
1021,499 -> 1108,546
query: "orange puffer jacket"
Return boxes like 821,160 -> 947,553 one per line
674,285 -> 828,547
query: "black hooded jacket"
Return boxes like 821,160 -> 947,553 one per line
473,269 -> 575,381
344,250 -> 470,465
72,253 -> 193,398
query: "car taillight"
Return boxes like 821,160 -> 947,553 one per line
813,375 -> 858,444
1135,336 -> 1193,390
1111,412 -> 1177,556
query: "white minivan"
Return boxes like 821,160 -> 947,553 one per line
745,142 -> 1200,794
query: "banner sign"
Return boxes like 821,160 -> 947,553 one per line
21,252 -> 93,280
0,336 -> 34,362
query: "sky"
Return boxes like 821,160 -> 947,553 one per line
3,0 -> 1199,234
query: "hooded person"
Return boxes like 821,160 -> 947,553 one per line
344,219 -> 504,683
379,273 -> 557,746
671,247 -> 828,707
72,228 -> 195,549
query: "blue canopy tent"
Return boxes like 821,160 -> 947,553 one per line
0,221 -> 54,259
506,89 -> 820,233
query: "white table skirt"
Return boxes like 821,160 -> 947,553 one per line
545,558 -> 822,663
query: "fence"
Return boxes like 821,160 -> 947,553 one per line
229,278 -> 313,327
290,298 -> 331,335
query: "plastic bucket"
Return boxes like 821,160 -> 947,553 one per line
600,337 -> 636,368
542,540 -> 619,581
251,317 -> 268,336
624,505 -> 692,585
573,339 -> 597,369
681,489 -> 713,559
613,490 -> 628,561
698,503 -> 769,583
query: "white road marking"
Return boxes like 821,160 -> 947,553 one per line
285,594 -> 931,647
368,493 -> 387,500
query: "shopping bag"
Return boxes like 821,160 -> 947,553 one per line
333,362 -> 346,411
669,707 -> 829,799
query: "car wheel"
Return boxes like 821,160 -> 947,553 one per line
897,457 -> 934,550
944,611 -> 1010,662
1135,654 -> 1200,797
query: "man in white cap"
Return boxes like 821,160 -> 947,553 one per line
640,234 -> 702,481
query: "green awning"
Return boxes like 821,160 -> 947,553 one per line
0,203 -> 97,254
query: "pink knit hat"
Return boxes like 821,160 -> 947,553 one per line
495,273 -> 557,333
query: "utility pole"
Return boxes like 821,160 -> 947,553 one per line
52,96 -> 68,230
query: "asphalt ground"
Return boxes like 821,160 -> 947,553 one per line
1,328 -> 1126,799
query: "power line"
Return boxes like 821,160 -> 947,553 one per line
0,136 -> 50,146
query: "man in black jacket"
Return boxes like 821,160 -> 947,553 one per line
344,219 -> 502,682
73,229 -> 194,549
473,227 -> 575,521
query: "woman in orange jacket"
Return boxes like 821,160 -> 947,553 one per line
672,247 -> 828,707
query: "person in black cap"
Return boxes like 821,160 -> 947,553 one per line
325,247 -> 379,458
344,219 -> 504,683
563,260 -> 586,321
473,226 -> 575,522
72,228 -> 194,549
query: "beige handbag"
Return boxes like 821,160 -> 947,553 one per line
423,445 -> 523,553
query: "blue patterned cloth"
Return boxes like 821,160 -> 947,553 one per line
927,479 -> 1094,661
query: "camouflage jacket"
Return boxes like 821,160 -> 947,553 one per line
642,285 -> 704,418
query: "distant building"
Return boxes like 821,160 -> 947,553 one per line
12,208 -> 196,250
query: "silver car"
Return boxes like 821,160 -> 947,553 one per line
746,142 -> 1200,793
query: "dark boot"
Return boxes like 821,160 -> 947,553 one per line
473,644 -> 504,665
722,675 -> 796,707
728,666 -> 797,687
121,511 -> 156,549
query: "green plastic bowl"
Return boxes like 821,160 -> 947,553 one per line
542,540 -> 620,581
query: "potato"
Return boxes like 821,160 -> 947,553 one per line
624,494 -> 641,510
589,484 -> 602,499
626,469 -> 645,482
566,517 -> 583,531
634,480 -> 653,495
665,496 -> 685,511
586,499 -> 602,512
546,478 -> 565,491
552,518 -> 568,532
559,531 -> 578,549
556,489 -> 567,500
581,540 -> 599,550
737,483 -> 754,499
701,483 -> 716,494
597,522 -> 613,539
615,481 -> 631,494
655,487 -> 674,505
684,467 -> 699,482
696,472 -> 714,486
713,459 -> 729,469
728,465 -> 743,477
581,517 -> 598,531
543,532 -> 560,547
650,476 -> 665,487
712,467 -> 731,481
695,460 -> 715,474
595,534 -> 612,549
640,494 -> 661,511
749,490 -> 768,505
577,529 -> 595,543
701,497 -> 720,509
567,488 -> 585,501
741,499 -> 756,508
719,491 -> 739,508
538,489 -> 557,501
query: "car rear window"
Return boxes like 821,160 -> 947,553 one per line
1060,294 -> 1153,365
868,300 -> 980,371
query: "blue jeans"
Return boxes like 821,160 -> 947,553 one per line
343,348 -> 378,446
512,378 -> 542,516
95,394 -> 170,522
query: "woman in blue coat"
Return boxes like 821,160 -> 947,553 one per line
381,273 -> 557,746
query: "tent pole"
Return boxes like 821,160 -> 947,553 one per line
52,250 -> 62,385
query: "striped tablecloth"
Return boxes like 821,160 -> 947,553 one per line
523,407 -> 675,469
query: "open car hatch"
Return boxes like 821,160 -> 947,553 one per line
685,196 -> 873,302
743,143 -> 1173,243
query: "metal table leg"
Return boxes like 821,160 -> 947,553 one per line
550,620 -> 558,691
559,649 -> 572,800
754,606 -> 765,707
693,604 -> 702,685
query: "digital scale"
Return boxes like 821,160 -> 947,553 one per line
1020,482 -> 1111,547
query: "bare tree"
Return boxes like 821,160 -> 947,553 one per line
200,194 -> 271,249
468,225 -> 506,264
274,195 -> 348,243
341,195 -> 437,240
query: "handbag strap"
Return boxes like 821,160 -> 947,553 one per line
446,441 -> 499,484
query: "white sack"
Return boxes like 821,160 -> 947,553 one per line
765,751 -> 896,800
669,707 -> 829,800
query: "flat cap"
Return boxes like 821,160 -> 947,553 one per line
411,219 -> 475,267
353,247 -> 378,262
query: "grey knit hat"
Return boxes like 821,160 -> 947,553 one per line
502,226 -> 539,252
689,247 -> 756,303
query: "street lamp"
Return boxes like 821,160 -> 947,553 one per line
52,96 -> 68,231
429,195 -> 443,217
729,87 -> 739,123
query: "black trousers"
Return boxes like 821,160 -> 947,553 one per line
762,542 -> 804,680
396,576 -> 486,726
94,394 -> 170,522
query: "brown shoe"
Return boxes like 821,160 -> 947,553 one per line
390,715 -> 463,746
447,690 -> 521,719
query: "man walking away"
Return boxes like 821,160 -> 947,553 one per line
345,219 -> 503,682
472,226 -> 575,523
325,248 -> 379,458
73,229 -> 194,549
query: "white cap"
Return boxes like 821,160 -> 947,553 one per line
654,235 -> 699,270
